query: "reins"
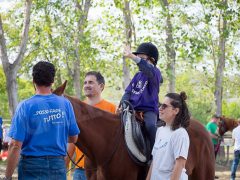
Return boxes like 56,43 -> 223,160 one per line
66,152 -> 84,173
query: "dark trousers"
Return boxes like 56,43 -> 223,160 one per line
214,144 -> 219,158
143,111 -> 157,150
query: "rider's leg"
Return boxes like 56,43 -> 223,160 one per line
143,111 -> 157,150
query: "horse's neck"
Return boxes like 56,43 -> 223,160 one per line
228,119 -> 238,131
78,107 -> 121,162
66,95 -> 122,164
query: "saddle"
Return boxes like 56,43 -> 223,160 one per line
120,101 -> 151,165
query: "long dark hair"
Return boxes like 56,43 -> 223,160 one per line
166,91 -> 190,130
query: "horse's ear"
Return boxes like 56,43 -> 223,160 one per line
52,81 -> 67,96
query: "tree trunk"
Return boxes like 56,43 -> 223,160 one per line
122,0 -> 134,89
214,0 -> 227,116
44,7 -> 62,87
161,0 -> 176,93
73,0 -> 91,99
0,0 -> 32,116
122,56 -> 130,89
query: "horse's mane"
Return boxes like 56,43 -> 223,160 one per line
187,117 -> 210,138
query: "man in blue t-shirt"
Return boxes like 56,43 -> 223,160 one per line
5,61 -> 80,180
0,117 -> 2,153
120,42 -> 163,150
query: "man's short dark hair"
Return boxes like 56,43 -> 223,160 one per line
32,61 -> 55,86
85,71 -> 105,85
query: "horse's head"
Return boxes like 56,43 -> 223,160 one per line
218,116 -> 238,136
218,117 -> 227,136
52,81 -> 67,96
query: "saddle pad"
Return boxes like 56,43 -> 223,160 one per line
123,108 -> 147,162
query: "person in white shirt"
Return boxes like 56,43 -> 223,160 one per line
146,91 -> 190,180
230,120 -> 240,180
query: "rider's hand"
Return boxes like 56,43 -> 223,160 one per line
123,45 -> 136,59
116,106 -> 122,115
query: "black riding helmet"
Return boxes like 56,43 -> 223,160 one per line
133,42 -> 159,65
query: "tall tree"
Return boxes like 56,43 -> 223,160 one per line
122,0 -> 135,89
160,0 -> 176,93
114,0 -> 135,89
72,0 -> 91,98
215,0 -> 228,115
0,0 -> 32,116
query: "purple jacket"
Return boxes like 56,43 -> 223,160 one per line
122,59 -> 163,114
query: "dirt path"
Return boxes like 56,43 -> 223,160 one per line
215,163 -> 240,180
0,160 -> 239,179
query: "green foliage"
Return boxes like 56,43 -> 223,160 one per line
17,79 -> 35,102
175,68 -> 215,124
113,0 -> 123,9
222,101 -> 240,119
0,67 -> 35,118
0,67 -> 9,118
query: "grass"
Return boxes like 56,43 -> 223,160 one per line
0,159 -> 7,166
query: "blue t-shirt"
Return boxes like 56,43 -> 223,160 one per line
8,94 -> 80,156
0,117 -> 2,139
125,59 -> 162,114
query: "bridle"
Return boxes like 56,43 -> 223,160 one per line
219,119 -> 227,137
215,119 -> 227,155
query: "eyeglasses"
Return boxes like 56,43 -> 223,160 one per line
159,103 -> 174,110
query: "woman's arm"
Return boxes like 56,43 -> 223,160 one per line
170,156 -> 186,180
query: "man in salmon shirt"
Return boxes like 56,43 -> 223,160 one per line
66,71 -> 116,180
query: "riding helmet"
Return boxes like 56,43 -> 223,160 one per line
133,42 -> 159,64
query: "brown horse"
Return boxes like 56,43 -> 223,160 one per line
186,118 -> 215,180
53,82 -> 215,180
218,116 -> 238,136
